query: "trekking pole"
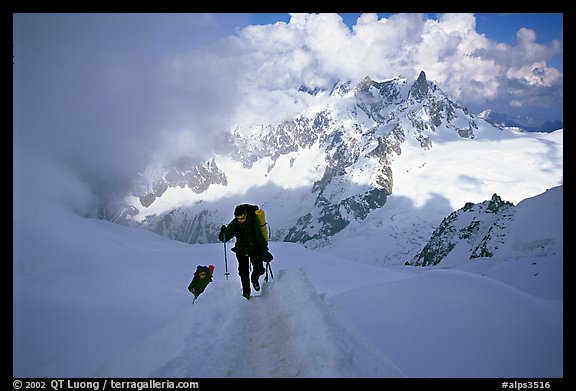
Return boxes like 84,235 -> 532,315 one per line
223,231 -> 230,280
265,262 -> 274,282
264,223 -> 273,282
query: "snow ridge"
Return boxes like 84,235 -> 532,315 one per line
97,269 -> 404,378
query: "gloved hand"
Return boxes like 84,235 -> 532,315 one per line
218,225 -> 227,242
264,251 -> 274,263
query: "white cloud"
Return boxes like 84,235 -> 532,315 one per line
187,12 -> 562,119
506,61 -> 562,87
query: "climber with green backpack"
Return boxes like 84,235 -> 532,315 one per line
218,204 -> 274,299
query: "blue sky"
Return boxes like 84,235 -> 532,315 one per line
473,13 -> 562,43
248,13 -> 563,42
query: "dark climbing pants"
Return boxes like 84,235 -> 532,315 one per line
236,252 -> 265,295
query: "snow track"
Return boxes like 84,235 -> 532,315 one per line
97,269 -> 404,378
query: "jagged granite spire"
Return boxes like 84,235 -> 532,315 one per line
408,71 -> 428,102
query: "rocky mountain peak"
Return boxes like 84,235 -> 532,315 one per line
408,194 -> 515,266
408,70 -> 428,101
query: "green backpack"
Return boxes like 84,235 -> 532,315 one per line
188,265 -> 214,298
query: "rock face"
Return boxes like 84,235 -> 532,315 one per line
135,158 -> 227,208
408,194 -> 515,266
103,71 -> 498,245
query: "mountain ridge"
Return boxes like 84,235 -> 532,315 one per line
99,71 -> 562,266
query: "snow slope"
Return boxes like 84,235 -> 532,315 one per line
13,186 -> 563,378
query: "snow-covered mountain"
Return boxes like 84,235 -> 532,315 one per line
101,71 -> 562,265
409,186 -> 562,267
478,109 -> 563,133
